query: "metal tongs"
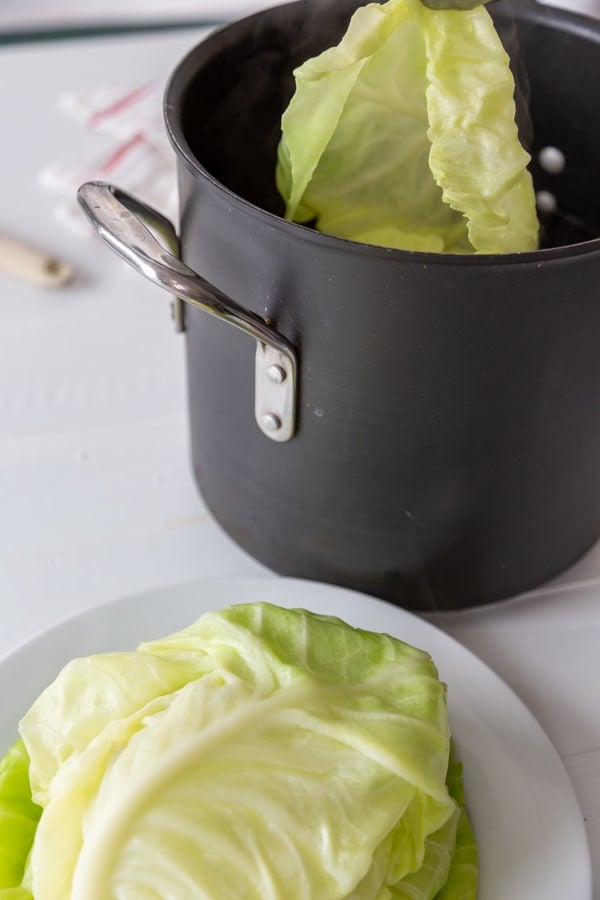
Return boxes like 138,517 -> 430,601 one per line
421,0 -> 495,8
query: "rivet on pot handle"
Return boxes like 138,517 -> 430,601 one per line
77,181 -> 297,442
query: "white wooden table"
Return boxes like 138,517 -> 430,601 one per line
0,17 -> 598,898
0,0 -> 597,32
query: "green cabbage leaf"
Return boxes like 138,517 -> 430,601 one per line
0,740 -> 40,897
276,0 -> 538,254
1,602 -> 477,899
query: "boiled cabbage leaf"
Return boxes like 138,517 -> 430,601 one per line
0,740 -> 40,896
3,602 -> 477,899
276,0 -> 538,254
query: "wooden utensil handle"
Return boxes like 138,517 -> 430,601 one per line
0,233 -> 72,288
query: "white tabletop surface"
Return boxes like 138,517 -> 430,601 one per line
0,15 -> 598,898
0,0 -> 597,30
1,0 -> 597,31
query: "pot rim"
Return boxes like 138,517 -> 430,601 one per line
163,0 -> 600,267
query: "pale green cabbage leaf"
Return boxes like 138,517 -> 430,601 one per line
1,603 -> 478,899
276,0 -> 538,254
0,741 -> 40,896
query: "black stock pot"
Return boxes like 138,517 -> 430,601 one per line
78,0 -> 600,611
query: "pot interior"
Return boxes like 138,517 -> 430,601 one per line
172,0 -> 600,249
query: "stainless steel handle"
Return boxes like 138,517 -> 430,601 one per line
77,181 -> 297,442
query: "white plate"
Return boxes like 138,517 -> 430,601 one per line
0,576 -> 591,899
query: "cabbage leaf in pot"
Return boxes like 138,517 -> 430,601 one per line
0,603 -> 477,899
276,0 -> 539,254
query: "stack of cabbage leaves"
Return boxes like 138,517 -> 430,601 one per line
0,603 -> 477,898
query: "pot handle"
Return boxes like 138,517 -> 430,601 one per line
77,181 -> 297,442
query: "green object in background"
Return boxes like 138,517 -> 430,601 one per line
277,0 -> 538,254
0,602 -> 478,899
421,0 -> 493,10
